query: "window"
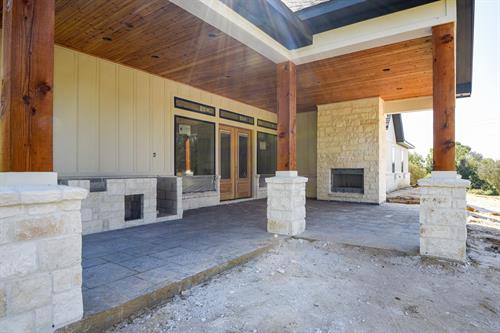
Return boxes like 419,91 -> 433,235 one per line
391,147 -> 396,173
257,132 -> 277,177
239,134 -> 249,178
401,151 -> 405,173
175,116 -> 215,176
220,132 -> 231,179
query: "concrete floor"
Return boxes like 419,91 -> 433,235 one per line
81,199 -> 419,321
303,200 -> 419,253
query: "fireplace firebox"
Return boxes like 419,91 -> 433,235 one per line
331,168 -> 364,194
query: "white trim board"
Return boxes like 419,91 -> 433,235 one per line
171,0 -> 456,65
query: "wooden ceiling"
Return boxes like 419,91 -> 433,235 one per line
53,0 -> 277,112
1,1 -> 433,113
296,37 -> 433,112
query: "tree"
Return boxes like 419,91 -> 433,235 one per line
408,152 -> 428,185
422,142 -> 498,194
478,159 -> 500,194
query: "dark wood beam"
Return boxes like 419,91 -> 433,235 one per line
1,0 -> 54,171
432,22 -> 456,172
276,61 -> 297,171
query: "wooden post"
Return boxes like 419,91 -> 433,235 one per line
432,22 -> 456,171
276,61 -> 297,171
1,0 -> 55,171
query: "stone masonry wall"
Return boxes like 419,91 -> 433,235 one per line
419,173 -> 470,261
68,178 -> 157,235
157,177 -> 183,217
0,185 -> 88,332
317,97 -> 386,204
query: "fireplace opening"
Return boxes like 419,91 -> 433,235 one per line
125,194 -> 143,221
331,168 -> 364,194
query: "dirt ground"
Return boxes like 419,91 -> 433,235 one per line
107,229 -> 500,333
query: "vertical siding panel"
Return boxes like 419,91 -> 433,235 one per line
151,76 -> 165,174
118,66 -> 135,173
135,72 -> 151,173
99,60 -> 118,173
77,54 -> 99,173
165,80 -> 174,175
54,47 -> 78,175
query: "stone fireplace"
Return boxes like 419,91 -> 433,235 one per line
331,168 -> 364,194
317,97 -> 386,204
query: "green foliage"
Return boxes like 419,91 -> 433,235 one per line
420,142 -> 498,195
478,159 -> 500,194
408,152 -> 428,185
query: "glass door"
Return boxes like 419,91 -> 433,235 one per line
219,126 -> 234,201
219,125 -> 252,200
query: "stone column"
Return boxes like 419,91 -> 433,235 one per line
266,171 -> 308,236
0,173 -> 88,332
418,171 -> 470,261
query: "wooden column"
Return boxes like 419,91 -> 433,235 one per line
1,0 -> 55,171
276,61 -> 297,171
432,22 -> 456,171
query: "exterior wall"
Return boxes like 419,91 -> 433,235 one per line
0,185 -> 87,331
297,111 -> 318,198
317,97 -> 386,204
53,46 -> 277,179
385,117 -> 411,192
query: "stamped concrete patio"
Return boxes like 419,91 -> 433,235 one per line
76,199 -> 419,332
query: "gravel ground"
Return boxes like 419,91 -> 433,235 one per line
107,230 -> 500,333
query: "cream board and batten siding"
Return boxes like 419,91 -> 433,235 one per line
53,46 -> 277,177
297,111 -> 318,198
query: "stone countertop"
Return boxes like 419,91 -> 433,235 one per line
0,185 -> 88,207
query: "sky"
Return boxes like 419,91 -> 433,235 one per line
403,0 -> 500,160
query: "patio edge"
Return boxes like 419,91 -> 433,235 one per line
56,241 -> 278,333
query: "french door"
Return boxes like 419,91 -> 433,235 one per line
219,125 -> 252,201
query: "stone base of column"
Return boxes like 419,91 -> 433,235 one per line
266,171 -> 308,236
418,171 -> 470,262
0,172 -> 88,331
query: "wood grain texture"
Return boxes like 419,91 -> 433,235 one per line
296,37 -> 433,112
277,62 -> 297,171
2,1 -> 434,116
1,0 -> 54,171
53,0 -> 277,113
432,22 -> 456,171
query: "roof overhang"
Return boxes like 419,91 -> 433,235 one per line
392,114 -> 415,149
173,0 -> 473,97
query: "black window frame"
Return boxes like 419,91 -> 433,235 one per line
174,97 -> 216,116
219,109 -> 255,125
257,119 -> 277,130
256,131 -> 277,175
174,115 -> 216,177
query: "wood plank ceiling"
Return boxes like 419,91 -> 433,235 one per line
54,0 -> 277,112
296,37 -> 433,112
1,1 -> 433,114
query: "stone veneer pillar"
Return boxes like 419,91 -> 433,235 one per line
266,171 -> 308,236
418,171 -> 470,261
0,173 -> 88,332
